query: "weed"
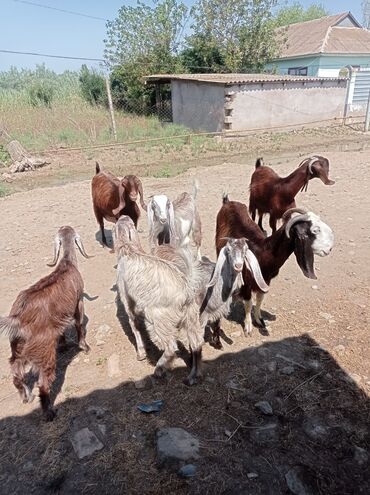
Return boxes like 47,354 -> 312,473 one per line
0,145 -> 10,166
96,357 -> 107,366
0,182 -> 10,197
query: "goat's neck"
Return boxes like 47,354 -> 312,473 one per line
262,227 -> 294,276
281,164 -> 309,197
62,242 -> 78,266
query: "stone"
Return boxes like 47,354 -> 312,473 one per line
87,405 -> 107,419
319,312 -> 334,321
157,428 -> 199,468
230,330 -> 242,338
285,465 -> 318,495
255,400 -> 273,416
134,377 -> 153,390
250,422 -> 278,444
280,366 -> 295,375
107,354 -> 120,378
247,472 -> 259,479
178,464 -> 197,477
71,428 -> 104,459
311,285 -> 318,290
334,344 -> 345,354
303,416 -> 330,441
22,461 -> 34,472
354,446 -> 368,466
267,361 -> 277,372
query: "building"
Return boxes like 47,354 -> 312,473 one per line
146,73 -> 347,132
266,12 -> 370,77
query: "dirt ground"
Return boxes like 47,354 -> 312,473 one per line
0,135 -> 369,494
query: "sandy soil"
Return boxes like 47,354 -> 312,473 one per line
0,145 -> 369,494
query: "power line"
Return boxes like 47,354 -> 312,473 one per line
12,0 -> 108,22
0,49 -> 105,62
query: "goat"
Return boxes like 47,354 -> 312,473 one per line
0,226 -> 91,421
249,156 -> 335,232
216,196 -> 334,337
92,162 -> 146,246
113,215 -> 204,385
147,181 -> 202,259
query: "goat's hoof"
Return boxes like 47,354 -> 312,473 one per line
136,351 -> 147,361
211,338 -> 223,350
243,328 -> 252,337
44,408 -> 57,422
154,366 -> 166,378
183,374 -> 202,386
23,393 -> 35,404
80,342 -> 90,354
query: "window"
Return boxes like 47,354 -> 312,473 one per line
288,67 -> 308,76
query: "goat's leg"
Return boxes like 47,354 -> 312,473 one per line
258,212 -> 264,232
243,298 -> 253,336
10,351 -> 34,404
75,299 -> 90,353
269,215 -> 277,233
184,347 -> 202,386
251,207 -> 256,222
131,319 -> 147,361
38,346 -> 57,421
94,207 -> 107,247
253,292 -> 266,328
210,319 -> 223,349
154,339 -> 178,378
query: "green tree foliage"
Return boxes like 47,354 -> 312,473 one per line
104,0 -> 189,112
185,0 -> 279,73
28,81 -> 54,108
79,65 -> 107,106
274,2 -> 329,27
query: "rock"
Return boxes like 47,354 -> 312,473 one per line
134,377 -> 153,390
280,366 -> 295,375
311,285 -> 318,290
107,354 -> 120,378
334,344 -> 345,354
87,406 -> 107,419
319,312 -> 334,321
157,428 -> 199,468
225,378 -> 243,390
250,422 -> 279,444
205,376 -> 216,384
178,464 -> 197,477
95,324 -> 111,342
303,416 -> 330,441
354,446 -> 368,466
247,472 -> 259,479
267,361 -> 277,372
230,330 -> 242,338
71,428 -> 104,459
98,424 -> 107,436
96,339 -> 106,346
285,465 -> 318,495
22,461 -> 34,472
255,400 -> 273,415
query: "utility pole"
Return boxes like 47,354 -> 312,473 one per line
105,76 -> 117,141
362,1 -> 370,29
364,90 -> 370,132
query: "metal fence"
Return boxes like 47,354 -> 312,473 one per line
345,67 -> 370,115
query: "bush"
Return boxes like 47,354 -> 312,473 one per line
28,81 -> 54,107
79,65 -> 107,106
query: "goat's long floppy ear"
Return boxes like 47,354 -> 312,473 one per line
112,179 -> 128,217
168,201 -> 177,246
47,235 -> 61,267
75,234 -> 93,259
147,199 -> 154,231
244,249 -> 269,292
291,224 -> 317,279
135,177 -> 147,211
207,246 -> 227,287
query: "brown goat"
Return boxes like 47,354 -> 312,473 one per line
92,162 -> 146,246
249,156 -> 335,233
215,196 -> 334,340
0,226 -> 91,421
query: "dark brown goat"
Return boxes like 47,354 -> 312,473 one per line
214,196 -> 334,344
0,226 -> 91,421
92,163 -> 146,246
249,156 -> 335,232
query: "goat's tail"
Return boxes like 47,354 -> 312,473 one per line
255,157 -> 264,169
0,316 -> 23,341
95,162 -> 101,175
192,179 -> 200,200
222,193 -> 229,204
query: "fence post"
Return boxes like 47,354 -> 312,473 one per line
105,76 -> 117,141
365,90 -> 370,132
343,66 -> 355,124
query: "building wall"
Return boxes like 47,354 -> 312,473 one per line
171,80 -> 225,132
227,80 -> 347,131
267,54 -> 370,78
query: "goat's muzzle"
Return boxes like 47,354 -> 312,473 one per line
234,263 -> 243,272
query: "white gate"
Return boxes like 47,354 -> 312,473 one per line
344,67 -> 370,115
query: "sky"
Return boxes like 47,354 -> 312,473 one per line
0,0 -> 365,73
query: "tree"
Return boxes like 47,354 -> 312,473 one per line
274,2 -> 329,27
186,0 -> 279,73
79,65 -> 107,106
104,0 -> 189,112
362,0 -> 370,29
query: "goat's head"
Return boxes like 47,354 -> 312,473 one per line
283,208 -> 334,279
208,238 -> 269,292
305,156 -> 335,186
123,175 -> 147,209
113,215 -> 142,251
47,226 -> 91,267
147,194 -> 176,240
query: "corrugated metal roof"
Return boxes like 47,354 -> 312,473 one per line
276,12 -> 370,59
146,73 -> 346,85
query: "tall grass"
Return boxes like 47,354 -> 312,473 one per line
0,64 -> 215,153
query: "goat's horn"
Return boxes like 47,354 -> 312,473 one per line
285,213 -> 311,238
47,236 -> 61,267
282,207 -> 307,221
308,156 -> 320,174
75,235 -> 93,259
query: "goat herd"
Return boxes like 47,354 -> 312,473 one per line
0,156 -> 335,421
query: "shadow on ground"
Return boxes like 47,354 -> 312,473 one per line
0,334 -> 369,495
